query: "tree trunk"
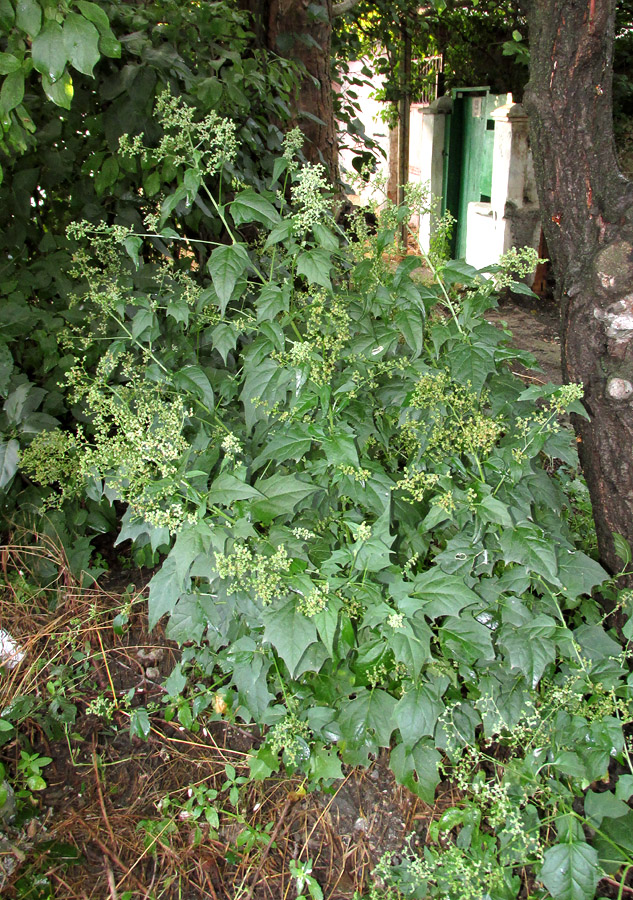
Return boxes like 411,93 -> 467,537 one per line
240,0 -> 339,182
523,0 -> 633,575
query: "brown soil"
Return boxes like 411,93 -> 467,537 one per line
486,291 -> 562,386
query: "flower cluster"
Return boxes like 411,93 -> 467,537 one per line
120,90 -> 238,176
291,163 -> 331,235
214,542 -> 291,605
221,433 -> 243,459
21,429 -> 84,507
394,468 -> 439,503
297,581 -> 329,617
282,127 -> 304,166
409,373 -> 502,460
267,713 -> 312,767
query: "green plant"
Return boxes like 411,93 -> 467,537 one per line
290,858 -> 324,900
18,94 -> 633,899
14,751 -> 52,810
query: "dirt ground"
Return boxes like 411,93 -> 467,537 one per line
486,291 -> 562,386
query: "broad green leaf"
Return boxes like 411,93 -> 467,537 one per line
499,615 -> 557,687
241,357 -> 290,432
613,532 -> 632,566
256,283 -> 290,321
15,0 -> 41,37
164,593 -> 206,644
313,223 -> 339,250
252,473 -> 320,523
0,343 -> 12,396
130,306 -> 154,338
390,740 -> 441,803
395,680 -> 447,748
440,614 -> 494,663
148,525 -> 210,628
95,156 -> 119,195
389,619 -> 432,677
441,259 -> 478,285
616,774 -> 633,801
31,22 -> 67,81
228,639 -> 274,720
163,663 -> 186,697
27,775 -> 46,791
309,744 -> 343,783
594,809 -> 633,874
539,841 -> 599,900
0,70 -> 24,115
249,745 -> 279,780
322,431 -> 358,468
402,567 -> 480,619
394,307 -> 424,357
573,623 -> 622,662
63,12 -> 100,76
129,707 -> 151,740
394,255 -> 423,285
296,249 -> 332,290
449,342 -> 496,395
252,423 -> 313,469
556,550 -> 608,600
264,220 -> 293,247
262,599 -> 318,677
75,0 -> 111,34
584,789 -> 629,826
0,439 -> 19,489
210,322 -> 238,364
499,522 -> 560,585
478,494 -> 513,528
144,170 -> 161,198
230,189 -> 280,228
42,71 -> 73,109
173,365 -> 214,409
0,54 -> 21,75
207,243 -> 250,313
114,507 -> 170,553
312,597 -> 341,658
271,156 -> 289,185
96,31 -> 121,58
206,472 -> 264,507
352,509 -> 394,572
0,0 -> 14,30
337,689 -> 396,749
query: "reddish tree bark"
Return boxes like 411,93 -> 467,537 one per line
240,0 -> 339,181
523,0 -> 633,575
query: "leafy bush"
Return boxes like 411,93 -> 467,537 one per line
0,0 -> 300,557
8,93 -> 633,899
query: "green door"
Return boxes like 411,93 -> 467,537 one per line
443,89 -> 504,258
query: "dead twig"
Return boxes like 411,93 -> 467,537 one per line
81,820 -> 146,895
243,796 -> 293,900
600,874 -> 633,895
103,855 -> 118,900
92,748 -> 117,849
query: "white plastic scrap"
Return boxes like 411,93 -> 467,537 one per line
0,629 -> 25,669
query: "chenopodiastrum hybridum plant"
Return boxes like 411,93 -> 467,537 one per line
21,94 -> 633,900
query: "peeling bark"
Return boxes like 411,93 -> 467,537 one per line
524,0 -> 633,575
